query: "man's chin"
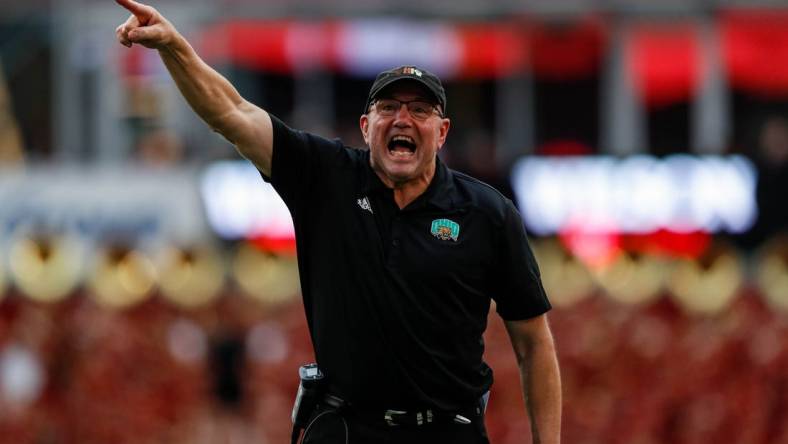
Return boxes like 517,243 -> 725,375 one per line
378,165 -> 418,184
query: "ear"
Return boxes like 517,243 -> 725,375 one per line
436,117 -> 451,151
360,114 -> 370,145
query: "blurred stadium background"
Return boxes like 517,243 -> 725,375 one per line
2,0 -> 788,442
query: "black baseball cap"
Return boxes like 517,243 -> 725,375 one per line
365,65 -> 446,115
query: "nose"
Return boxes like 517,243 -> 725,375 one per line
393,103 -> 413,125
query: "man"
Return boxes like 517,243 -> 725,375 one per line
114,1 -> 561,443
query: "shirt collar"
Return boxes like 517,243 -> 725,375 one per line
361,151 -> 389,195
419,156 -> 457,211
361,152 -> 457,211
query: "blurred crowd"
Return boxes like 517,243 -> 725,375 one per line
0,289 -> 309,444
1,280 -> 788,444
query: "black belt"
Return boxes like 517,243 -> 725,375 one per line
320,393 -> 486,427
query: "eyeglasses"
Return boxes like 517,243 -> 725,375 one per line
373,99 -> 442,120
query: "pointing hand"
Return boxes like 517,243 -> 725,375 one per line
114,0 -> 175,49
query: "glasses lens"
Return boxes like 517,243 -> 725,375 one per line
375,99 -> 399,116
375,99 -> 435,120
407,102 -> 434,120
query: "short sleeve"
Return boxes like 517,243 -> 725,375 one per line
262,115 -> 346,213
490,199 -> 552,320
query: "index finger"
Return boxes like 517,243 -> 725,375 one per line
115,0 -> 154,23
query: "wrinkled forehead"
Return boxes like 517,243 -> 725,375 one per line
375,80 -> 439,103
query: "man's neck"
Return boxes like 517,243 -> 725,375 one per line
391,180 -> 429,209
375,165 -> 436,209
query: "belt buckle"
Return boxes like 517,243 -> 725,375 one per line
418,409 -> 434,425
384,409 -> 435,426
384,409 -> 407,426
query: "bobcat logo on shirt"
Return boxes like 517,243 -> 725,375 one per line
430,219 -> 460,242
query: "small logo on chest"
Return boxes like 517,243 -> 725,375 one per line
357,196 -> 373,214
430,219 -> 460,242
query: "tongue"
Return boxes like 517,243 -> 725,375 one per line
391,145 -> 413,154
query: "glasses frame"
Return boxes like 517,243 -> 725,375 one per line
372,99 -> 443,120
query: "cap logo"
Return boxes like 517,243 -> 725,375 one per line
401,66 -> 423,77
431,219 -> 460,242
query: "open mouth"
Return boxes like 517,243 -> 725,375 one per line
388,135 -> 417,157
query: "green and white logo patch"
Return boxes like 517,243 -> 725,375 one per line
430,218 -> 460,242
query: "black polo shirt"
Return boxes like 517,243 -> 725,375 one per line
262,116 -> 550,412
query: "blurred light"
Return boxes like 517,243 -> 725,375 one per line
511,155 -> 757,235
201,161 -> 294,240
157,246 -> 224,309
8,235 -> 84,303
623,229 -> 711,258
723,11 -> 788,96
247,322 -> 289,364
232,243 -> 300,306
559,223 -> 622,269
0,344 -> 44,408
89,245 -> 156,309
249,235 -> 297,255
167,318 -> 207,365
755,237 -> 788,312
337,19 -> 461,77
593,253 -> 667,306
629,22 -> 699,108
690,156 -> 757,232
758,256 -> 788,312
0,167 -> 208,245
532,239 -> 595,308
667,245 -> 743,315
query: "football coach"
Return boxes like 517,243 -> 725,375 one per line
114,1 -> 562,443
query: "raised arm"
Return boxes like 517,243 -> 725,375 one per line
114,0 -> 273,175
504,314 -> 562,444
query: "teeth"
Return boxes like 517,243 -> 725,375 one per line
388,135 -> 417,155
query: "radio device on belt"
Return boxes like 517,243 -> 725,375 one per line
291,363 -> 325,444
